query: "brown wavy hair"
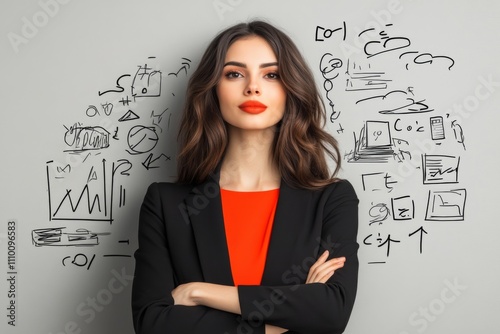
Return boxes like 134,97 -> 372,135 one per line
177,20 -> 341,189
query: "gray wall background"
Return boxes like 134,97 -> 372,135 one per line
1,0 -> 499,333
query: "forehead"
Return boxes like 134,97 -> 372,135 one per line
225,36 -> 277,62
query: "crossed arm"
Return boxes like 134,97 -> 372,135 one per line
171,250 -> 346,334
132,181 -> 359,334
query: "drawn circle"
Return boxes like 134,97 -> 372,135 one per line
127,126 -> 159,154
323,80 -> 333,91
72,253 -> 88,267
86,105 -> 99,117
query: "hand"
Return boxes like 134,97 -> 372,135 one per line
171,282 -> 198,306
265,324 -> 287,334
306,250 -> 345,284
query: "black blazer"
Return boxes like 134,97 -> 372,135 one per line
132,172 -> 359,334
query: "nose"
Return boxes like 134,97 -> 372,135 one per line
244,76 -> 261,95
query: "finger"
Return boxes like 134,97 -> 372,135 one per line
307,257 -> 345,283
306,251 -> 329,282
313,260 -> 345,282
307,253 -> 338,283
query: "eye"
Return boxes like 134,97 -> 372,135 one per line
265,72 -> 280,80
224,71 -> 243,79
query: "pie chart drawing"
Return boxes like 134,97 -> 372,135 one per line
127,125 -> 159,154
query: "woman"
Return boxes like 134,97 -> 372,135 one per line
132,20 -> 359,334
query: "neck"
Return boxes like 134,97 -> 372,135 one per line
219,126 -> 280,191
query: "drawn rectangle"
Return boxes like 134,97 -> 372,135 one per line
366,121 -> 392,147
425,189 -> 467,221
422,154 -> 460,184
391,195 -> 415,221
32,228 -> 99,247
430,116 -> 445,140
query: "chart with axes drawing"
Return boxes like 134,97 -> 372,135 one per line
37,57 -> 192,268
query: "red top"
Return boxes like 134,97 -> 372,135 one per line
220,188 -> 280,286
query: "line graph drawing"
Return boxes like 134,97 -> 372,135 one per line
422,154 -> 460,184
46,159 -> 131,223
425,189 -> 467,221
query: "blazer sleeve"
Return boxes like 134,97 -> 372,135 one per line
237,180 -> 359,334
132,183 -> 265,334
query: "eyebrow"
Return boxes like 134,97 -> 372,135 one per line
223,61 -> 278,68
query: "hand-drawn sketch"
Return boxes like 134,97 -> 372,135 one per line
62,253 -> 96,270
142,153 -> 171,170
451,119 -> 466,150
168,57 -> 192,77
98,74 -> 131,96
347,121 -> 394,163
314,18 -> 461,266
32,227 -> 102,246
392,137 -> 412,162
319,52 -> 343,122
132,62 -> 162,99
151,108 -> 169,132
315,22 -> 346,42
425,189 -> 467,221
63,123 -> 110,152
369,203 -> 390,225
430,116 -> 445,141
422,154 -> 460,184
361,172 -> 397,192
118,109 -> 140,122
391,195 -> 415,221
46,159 -> 131,224
409,226 -> 428,254
345,59 -> 391,92
358,23 -> 455,70
356,90 -> 433,115
126,125 -> 159,155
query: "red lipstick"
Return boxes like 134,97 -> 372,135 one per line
238,100 -> 267,114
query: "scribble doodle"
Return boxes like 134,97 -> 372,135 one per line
319,53 -> 342,122
62,253 -> 96,270
168,58 -> 192,77
151,108 -> 168,131
451,120 -> 466,150
142,153 -> 171,170
32,227 -> 101,247
356,90 -> 434,114
392,138 -> 412,162
362,172 -> 397,192
400,52 -> 455,70
98,74 -> 131,96
369,203 -> 390,225
315,22 -> 346,41
64,123 -> 110,152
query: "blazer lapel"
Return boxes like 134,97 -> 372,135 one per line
183,172 -> 234,286
261,182 -> 312,285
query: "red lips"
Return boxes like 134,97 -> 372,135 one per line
238,100 -> 267,114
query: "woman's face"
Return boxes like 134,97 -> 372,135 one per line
216,35 -> 286,132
